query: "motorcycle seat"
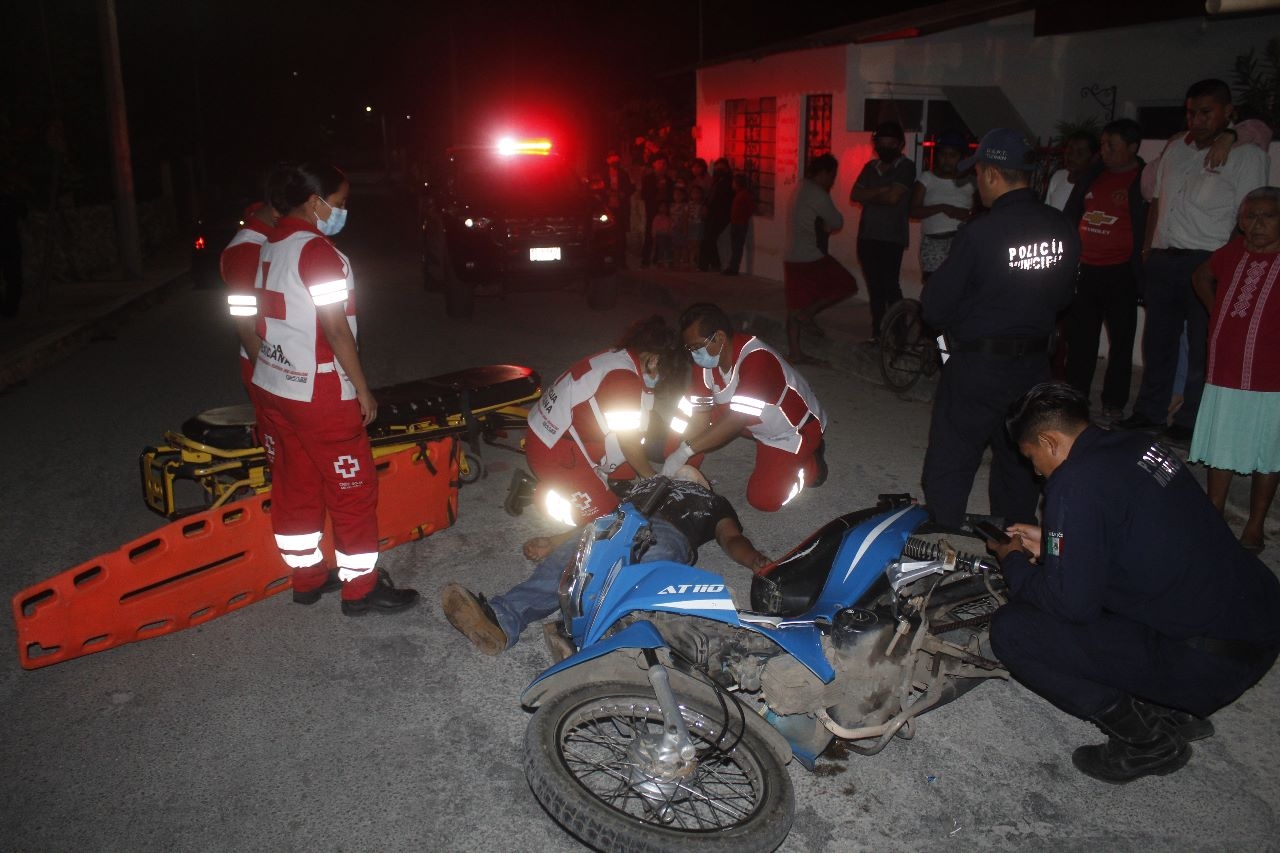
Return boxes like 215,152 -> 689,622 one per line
371,364 -> 541,432
751,505 -> 891,617
750,516 -> 851,617
181,404 -> 259,450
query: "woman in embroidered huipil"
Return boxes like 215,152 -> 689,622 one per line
1190,186 -> 1280,552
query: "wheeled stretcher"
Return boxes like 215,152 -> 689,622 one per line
12,365 -> 540,670
141,364 -> 541,519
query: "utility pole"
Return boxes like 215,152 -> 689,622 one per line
97,0 -> 142,277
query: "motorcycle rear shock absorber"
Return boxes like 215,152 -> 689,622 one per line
901,536 -> 992,574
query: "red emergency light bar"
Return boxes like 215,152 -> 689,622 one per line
497,137 -> 553,156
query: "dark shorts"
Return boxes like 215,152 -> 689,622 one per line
784,255 -> 859,312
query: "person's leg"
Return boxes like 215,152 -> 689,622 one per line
1100,264 -> 1139,412
922,359 -> 1004,528
1206,467 -> 1234,515
1242,472 -> 1280,547
1128,252 -> 1184,424
745,421 -> 823,512
1174,252 -> 1213,429
256,390 -> 331,597
726,223 -> 747,273
858,239 -> 892,338
486,536 -> 582,648
1064,265 -> 1105,401
527,437 -> 622,525
641,204 -> 656,267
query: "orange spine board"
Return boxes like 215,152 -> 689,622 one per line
12,440 -> 460,670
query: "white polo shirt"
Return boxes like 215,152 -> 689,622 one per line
1152,135 -> 1269,251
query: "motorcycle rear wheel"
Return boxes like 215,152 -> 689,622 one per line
524,680 -> 794,853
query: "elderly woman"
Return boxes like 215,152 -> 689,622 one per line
1189,186 -> 1280,552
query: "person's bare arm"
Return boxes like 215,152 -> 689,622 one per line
317,304 -> 377,425
714,517 -> 770,571
618,431 -> 656,478
686,411 -> 753,456
234,317 -> 261,360
851,183 -> 907,206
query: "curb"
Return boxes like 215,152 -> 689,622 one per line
0,268 -> 191,393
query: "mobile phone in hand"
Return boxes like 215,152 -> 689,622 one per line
974,520 -> 1011,544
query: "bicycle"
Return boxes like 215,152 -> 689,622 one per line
878,298 -> 945,393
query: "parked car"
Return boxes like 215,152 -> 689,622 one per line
420,139 -> 619,318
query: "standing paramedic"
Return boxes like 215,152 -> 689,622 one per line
522,315 -> 678,526
921,129 -> 1079,528
664,302 -> 828,512
222,197 -> 278,394
254,162 -> 418,615
990,383 -> 1280,784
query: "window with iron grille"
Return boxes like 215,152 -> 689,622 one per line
804,94 -> 833,168
724,97 -> 776,217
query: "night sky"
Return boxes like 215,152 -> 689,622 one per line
2,0 -> 934,208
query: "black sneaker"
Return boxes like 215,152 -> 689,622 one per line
340,569 -> 419,616
442,583 -> 507,655
292,569 -> 342,605
504,469 -> 536,517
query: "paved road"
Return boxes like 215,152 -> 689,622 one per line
2,189 -> 1277,852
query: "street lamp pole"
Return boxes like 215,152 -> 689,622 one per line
97,0 -> 142,277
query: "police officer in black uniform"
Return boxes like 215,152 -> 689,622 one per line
989,383 -> 1280,783
921,128 -> 1080,528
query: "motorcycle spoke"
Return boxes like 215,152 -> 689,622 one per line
555,702 -> 767,831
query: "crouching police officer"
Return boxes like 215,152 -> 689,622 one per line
989,383 -> 1280,784
921,128 -> 1080,528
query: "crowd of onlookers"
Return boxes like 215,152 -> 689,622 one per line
589,152 -> 755,274
595,76 -> 1279,549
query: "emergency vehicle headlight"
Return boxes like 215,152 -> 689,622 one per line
497,137 -> 553,156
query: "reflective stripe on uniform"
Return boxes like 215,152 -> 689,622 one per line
603,410 -> 642,431
227,293 -> 258,317
729,394 -> 767,417
275,531 -> 323,568
308,279 -> 349,306
335,550 -> 377,582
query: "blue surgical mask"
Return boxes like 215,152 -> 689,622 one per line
643,373 -> 659,389
316,197 -> 348,236
690,346 -> 719,369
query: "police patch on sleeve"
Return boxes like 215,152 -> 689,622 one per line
1047,531 -> 1063,557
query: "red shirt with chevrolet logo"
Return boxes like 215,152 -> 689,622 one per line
1078,168 -> 1138,266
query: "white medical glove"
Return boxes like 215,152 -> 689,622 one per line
660,441 -> 694,477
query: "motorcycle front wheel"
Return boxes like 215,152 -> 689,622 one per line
524,680 -> 794,853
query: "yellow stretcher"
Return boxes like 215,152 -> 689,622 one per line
140,364 -> 541,519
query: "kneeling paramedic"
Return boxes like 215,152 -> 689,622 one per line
522,316 -> 678,526
665,302 -> 828,512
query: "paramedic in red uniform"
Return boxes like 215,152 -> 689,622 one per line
666,302 -> 828,511
222,199 -> 277,393
525,315 -> 678,526
254,162 -> 418,615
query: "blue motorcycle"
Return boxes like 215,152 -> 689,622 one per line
521,487 -> 1009,852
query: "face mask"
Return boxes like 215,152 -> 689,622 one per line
690,346 -> 720,369
316,197 -> 348,236
643,373 -> 659,389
